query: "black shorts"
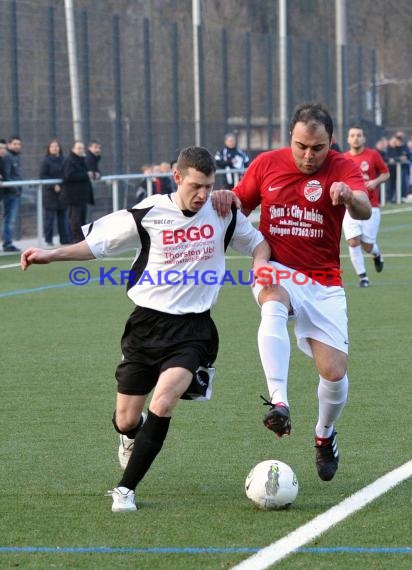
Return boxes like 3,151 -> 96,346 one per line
115,306 -> 219,395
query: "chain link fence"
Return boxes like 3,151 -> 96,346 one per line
0,0 -> 379,239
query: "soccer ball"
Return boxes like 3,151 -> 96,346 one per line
245,459 -> 299,510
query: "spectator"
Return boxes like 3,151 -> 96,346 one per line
2,136 -> 23,252
135,164 -> 152,203
394,132 -> 411,201
169,159 -> 179,192
39,140 -> 71,246
62,141 -> 94,243
386,136 -> 398,202
0,139 -> 7,198
342,126 -> 390,287
387,133 -> 411,202
153,162 -> 173,195
214,133 -> 250,189
407,137 -> 412,201
375,137 -> 388,163
86,140 -> 102,181
330,137 -> 341,152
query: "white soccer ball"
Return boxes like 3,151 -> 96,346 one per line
245,459 -> 299,510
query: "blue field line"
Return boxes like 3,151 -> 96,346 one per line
0,278 -> 101,298
0,546 -> 410,555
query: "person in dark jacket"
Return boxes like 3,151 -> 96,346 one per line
2,136 -> 23,252
39,140 -> 71,246
85,140 -> 102,181
214,133 -> 250,189
0,139 -> 7,200
62,141 -> 94,243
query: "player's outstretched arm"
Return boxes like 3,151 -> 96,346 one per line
21,241 -> 95,271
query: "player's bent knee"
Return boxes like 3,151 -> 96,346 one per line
149,396 -> 178,418
112,411 -> 141,436
361,242 -> 373,253
258,285 -> 290,308
319,365 -> 347,382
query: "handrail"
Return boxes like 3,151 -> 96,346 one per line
1,168 -> 244,246
1,163 -> 403,247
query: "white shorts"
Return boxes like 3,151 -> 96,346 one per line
252,261 -> 348,358
342,207 -> 381,244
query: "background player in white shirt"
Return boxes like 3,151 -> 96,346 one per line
21,146 -> 270,513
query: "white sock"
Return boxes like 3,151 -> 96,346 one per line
257,301 -> 290,406
371,243 -> 380,256
348,245 -> 366,276
315,375 -> 348,438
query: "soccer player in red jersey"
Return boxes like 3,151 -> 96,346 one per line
342,125 -> 390,287
213,103 -> 371,481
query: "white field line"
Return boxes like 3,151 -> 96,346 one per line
0,263 -> 22,269
381,206 -> 412,215
231,460 -> 412,570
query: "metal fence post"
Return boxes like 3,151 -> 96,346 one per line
113,15 -> 123,173
221,28 -> 229,135
48,6 -> 57,138
380,182 -> 386,206
81,10 -> 91,145
143,18 -> 153,164
244,32 -> 251,150
112,180 -> 119,211
36,185 -> 44,247
10,0 -> 20,134
171,22 -> 180,152
396,162 -> 401,204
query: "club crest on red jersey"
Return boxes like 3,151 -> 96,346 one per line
304,180 -> 322,202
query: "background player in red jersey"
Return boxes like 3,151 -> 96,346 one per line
342,125 -> 390,287
213,103 -> 371,482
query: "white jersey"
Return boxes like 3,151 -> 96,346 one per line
83,193 -> 264,314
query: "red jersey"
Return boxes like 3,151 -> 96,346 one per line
342,148 -> 389,207
234,148 -> 367,286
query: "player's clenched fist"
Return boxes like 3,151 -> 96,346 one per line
329,181 -> 353,207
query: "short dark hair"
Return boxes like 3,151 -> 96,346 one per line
348,124 -> 363,132
8,135 -> 21,143
290,103 -> 334,141
177,146 -> 216,176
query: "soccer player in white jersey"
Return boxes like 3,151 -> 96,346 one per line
213,104 -> 371,482
21,146 -> 270,513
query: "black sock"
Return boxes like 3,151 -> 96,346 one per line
118,410 -> 171,491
